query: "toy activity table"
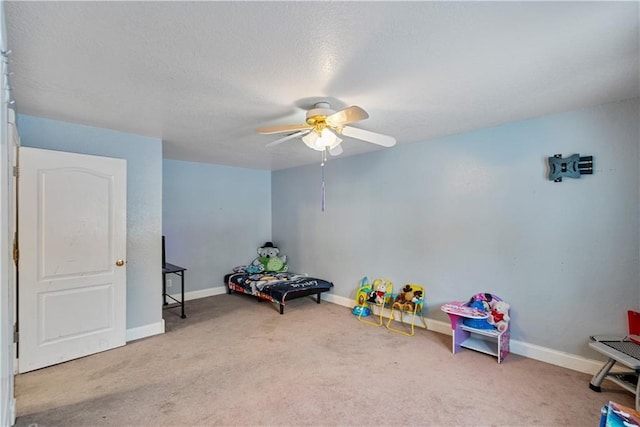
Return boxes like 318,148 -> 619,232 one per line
441,301 -> 510,363
589,337 -> 640,411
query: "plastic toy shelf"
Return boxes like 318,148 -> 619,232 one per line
458,324 -> 507,363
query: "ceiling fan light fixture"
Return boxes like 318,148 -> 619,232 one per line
302,128 -> 341,151
301,131 -> 317,149
259,103 -> 395,152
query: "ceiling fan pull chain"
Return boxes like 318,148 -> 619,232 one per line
321,149 -> 327,212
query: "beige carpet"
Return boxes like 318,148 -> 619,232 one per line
14,293 -> 634,426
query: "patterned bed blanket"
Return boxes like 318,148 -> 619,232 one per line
227,272 -> 333,305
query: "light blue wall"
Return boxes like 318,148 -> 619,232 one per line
162,159 -> 271,293
17,115 -> 163,332
14,99 -> 639,361
273,98 -> 640,358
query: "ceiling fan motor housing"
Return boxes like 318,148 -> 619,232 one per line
306,102 -> 335,126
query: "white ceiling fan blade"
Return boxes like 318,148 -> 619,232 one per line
328,144 -> 343,156
256,123 -> 312,134
326,106 -> 369,127
265,130 -> 311,148
341,126 -> 396,147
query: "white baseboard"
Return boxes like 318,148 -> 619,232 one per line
166,285 -> 227,302
126,285 -> 227,343
324,293 -> 606,375
126,319 -> 165,342
321,293 -> 353,308
508,338 -> 611,375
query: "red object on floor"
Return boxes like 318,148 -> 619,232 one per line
628,311 -> 640,344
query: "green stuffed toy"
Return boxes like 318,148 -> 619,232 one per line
251,241 -> 288,273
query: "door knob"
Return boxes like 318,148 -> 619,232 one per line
115,259 -> 125,267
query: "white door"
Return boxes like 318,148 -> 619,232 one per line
18,147 -> 127,373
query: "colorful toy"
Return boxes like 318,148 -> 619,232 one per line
367,279 -> 389,305
358,278 -> 393,327
442,292 -> 510,332
462,293 -> 494,329
352,277 -> 372,317
252,241 -> 288,273
440,300 -> 488,319
488,300 -> 511,332
244,264 -> 264,274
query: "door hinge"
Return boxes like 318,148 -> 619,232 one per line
13,324 -> 18,344
12,165 -> 18,178
12,235 -> 18,265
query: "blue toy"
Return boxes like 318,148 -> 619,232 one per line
352,305 -> 371,316
462,298 -> 493,329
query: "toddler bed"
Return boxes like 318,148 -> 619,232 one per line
225,271 -> 333,315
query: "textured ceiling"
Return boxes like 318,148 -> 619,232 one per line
5,1 -> 639,171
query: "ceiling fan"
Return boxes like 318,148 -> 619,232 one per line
256,102 -> 396,156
